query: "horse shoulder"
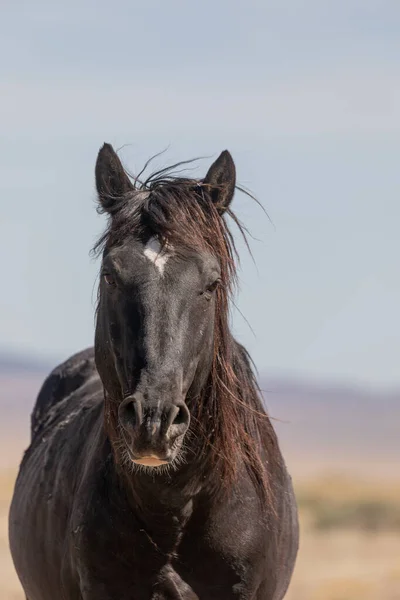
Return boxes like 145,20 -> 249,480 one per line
179,467 -> 298,600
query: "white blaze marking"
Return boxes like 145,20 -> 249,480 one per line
143,237 -> 169,275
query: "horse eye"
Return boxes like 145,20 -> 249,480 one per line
103,273 -> 116,286
207,279 -> 221,293
204,278 -> 221,298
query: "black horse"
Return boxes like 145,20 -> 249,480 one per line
9,145 -> 298,600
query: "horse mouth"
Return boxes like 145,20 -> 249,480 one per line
132,455 -> 169,467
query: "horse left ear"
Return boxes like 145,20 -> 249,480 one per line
203,150 -> 236,214
95,143 -> 133,212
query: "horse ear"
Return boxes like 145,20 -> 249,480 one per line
203,150 -> 236,214
95,143 -> 133,211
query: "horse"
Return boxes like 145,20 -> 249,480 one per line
9,144 -> 299,600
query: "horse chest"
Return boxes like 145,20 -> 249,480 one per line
73,509 -> 257,600
76,544 -> 249,600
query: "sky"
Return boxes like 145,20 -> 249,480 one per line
1,0 -> 400,387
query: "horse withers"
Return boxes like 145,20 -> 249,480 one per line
9,145 -> 298,600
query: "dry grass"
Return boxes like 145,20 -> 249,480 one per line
286,476 -> 400,600
285,525 -> 400,600
0,470 -> 22,600
1,470 -> 400,599
296,474 -> 400,533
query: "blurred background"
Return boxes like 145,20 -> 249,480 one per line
1,1 -> 399,599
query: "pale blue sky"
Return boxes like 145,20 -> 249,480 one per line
1,1 -> 400,386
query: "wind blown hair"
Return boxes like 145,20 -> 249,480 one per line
93,161 -> 282,503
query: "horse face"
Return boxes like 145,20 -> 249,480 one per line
96,238 -> 220,467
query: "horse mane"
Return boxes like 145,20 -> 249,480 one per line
93,160 -> 282,503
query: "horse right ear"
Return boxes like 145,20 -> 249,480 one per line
95,143 -> 133,212
203,150 -> 236,214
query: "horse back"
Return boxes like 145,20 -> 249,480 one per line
30,347 -> 97,439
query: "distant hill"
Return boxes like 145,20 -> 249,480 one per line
0,354 -> 398,476
261,377 -> 399,478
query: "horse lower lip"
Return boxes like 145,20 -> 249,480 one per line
132,455 -> 169,467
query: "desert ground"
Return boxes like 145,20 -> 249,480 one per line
2,468 -> 399,600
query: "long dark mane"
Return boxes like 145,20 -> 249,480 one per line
93,160 -> 281,502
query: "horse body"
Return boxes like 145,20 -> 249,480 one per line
9,146 -> 298,599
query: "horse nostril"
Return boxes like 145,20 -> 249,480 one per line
172,407 -> 186,426
124,401 -> 138,425
169,404 -> 190,432
119,396 -> 143,430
